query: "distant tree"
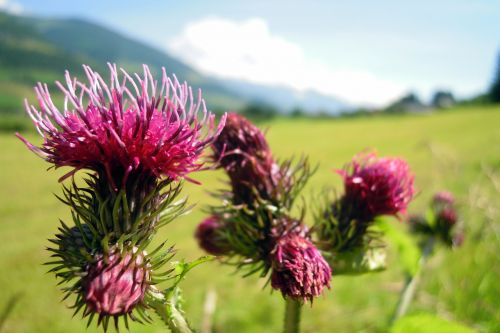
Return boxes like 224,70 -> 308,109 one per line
490,51 -> 500,103
290,107 -> 305,118
240,101 -> 278,121
385,92 -> 426,113
431,91 -> 455,109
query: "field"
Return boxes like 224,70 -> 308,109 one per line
0,106 -> 499,333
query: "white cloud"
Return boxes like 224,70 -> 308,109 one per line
168,17 -> 406,106
0,0 -> 24,15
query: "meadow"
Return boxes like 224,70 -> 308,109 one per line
0,105 -> 499,333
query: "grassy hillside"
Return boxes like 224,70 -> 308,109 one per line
0,106 -> 499,332
0,12 -> 245,114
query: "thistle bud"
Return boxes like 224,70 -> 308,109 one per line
436,207 -> 458,227
212,113 -> 280,204
84,250 -> 150,316
433,191 -> 455,206
195,216 -> 231,256
270,233 -> 331,303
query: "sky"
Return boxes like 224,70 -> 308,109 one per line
2,0 -> 499,107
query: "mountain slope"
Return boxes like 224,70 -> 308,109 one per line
218,79 -> 349,113
0,12 -> 245,113
27,17 -> 245,111
0,11 -> 348,114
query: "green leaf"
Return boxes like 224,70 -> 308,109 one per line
148,256 -> 215,333
390,313 -> 477,333
168,255 -> 215,290
376,217 -> 420,275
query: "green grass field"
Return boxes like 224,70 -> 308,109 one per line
0,106 -> 499,333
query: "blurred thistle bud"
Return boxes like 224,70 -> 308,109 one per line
407,191 -> 463,248
195,216 -> 231,256
270,232 -> 331,303
432,191 -> 455,206
337,152 -> 415,222
212,113 -> 281,204
84,249 -> 150,316
436,207 -> 458,227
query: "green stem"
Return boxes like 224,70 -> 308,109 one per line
283,298 -> 302,333
149,288 -> 194,333
391,237 -> 435,324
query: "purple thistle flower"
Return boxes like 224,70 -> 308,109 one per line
195,216 -> 230,256
338,152 -> 415,222
407,191 -> 462,247
84,249 -> 149,316
212,113 -> 281,203
270,232 -> 331,303
16,64 -> 226,184
433,191 -> 455,206
436,207 -> 458,227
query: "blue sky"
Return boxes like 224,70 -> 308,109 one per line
2,0 -> 499,106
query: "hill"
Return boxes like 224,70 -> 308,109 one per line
0,11 -> 347,115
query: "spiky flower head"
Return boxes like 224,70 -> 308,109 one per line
49,223 -> 176,329
270,232 -> 331,303
16,64 -> 225,184
203,114 -> 325,301
212,112 -> 282,204
18,64 -> 227,331
314,152 -> 415,275
433,191 -> 455,206
84,250 -> 149,316
195,216 -> 231,256
436,207 -> 458,227
338,152 -> 415,222
407,191 -> 462,247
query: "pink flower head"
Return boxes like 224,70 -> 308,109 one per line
195,216 -> 230,256
17,64 -> 226,183
338,152 -> 415,221
437,207 -> 458,227
433,191 -> 455,206
270,233 -> 331,303
84,250 -> 149,315
212,113 -> 280,203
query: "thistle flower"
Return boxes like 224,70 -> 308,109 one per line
16,64 -> 226,185
270,232 -> 331,302
314,153 -> 415,273
212,112 -> 281,204
433,191 -> 455,206
49,222 -> 176,329
203,114 -> 323,304
407,191 -> 462,247
338,152 -> 415,222
19,65 -> 226,331
195,216 -> 230,256
84,250 -> 149,316
436,207 -> 458,227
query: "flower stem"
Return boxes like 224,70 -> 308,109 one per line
391,237 -> 435,324
149,288 -> 194,333
283,298 -> 302,333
